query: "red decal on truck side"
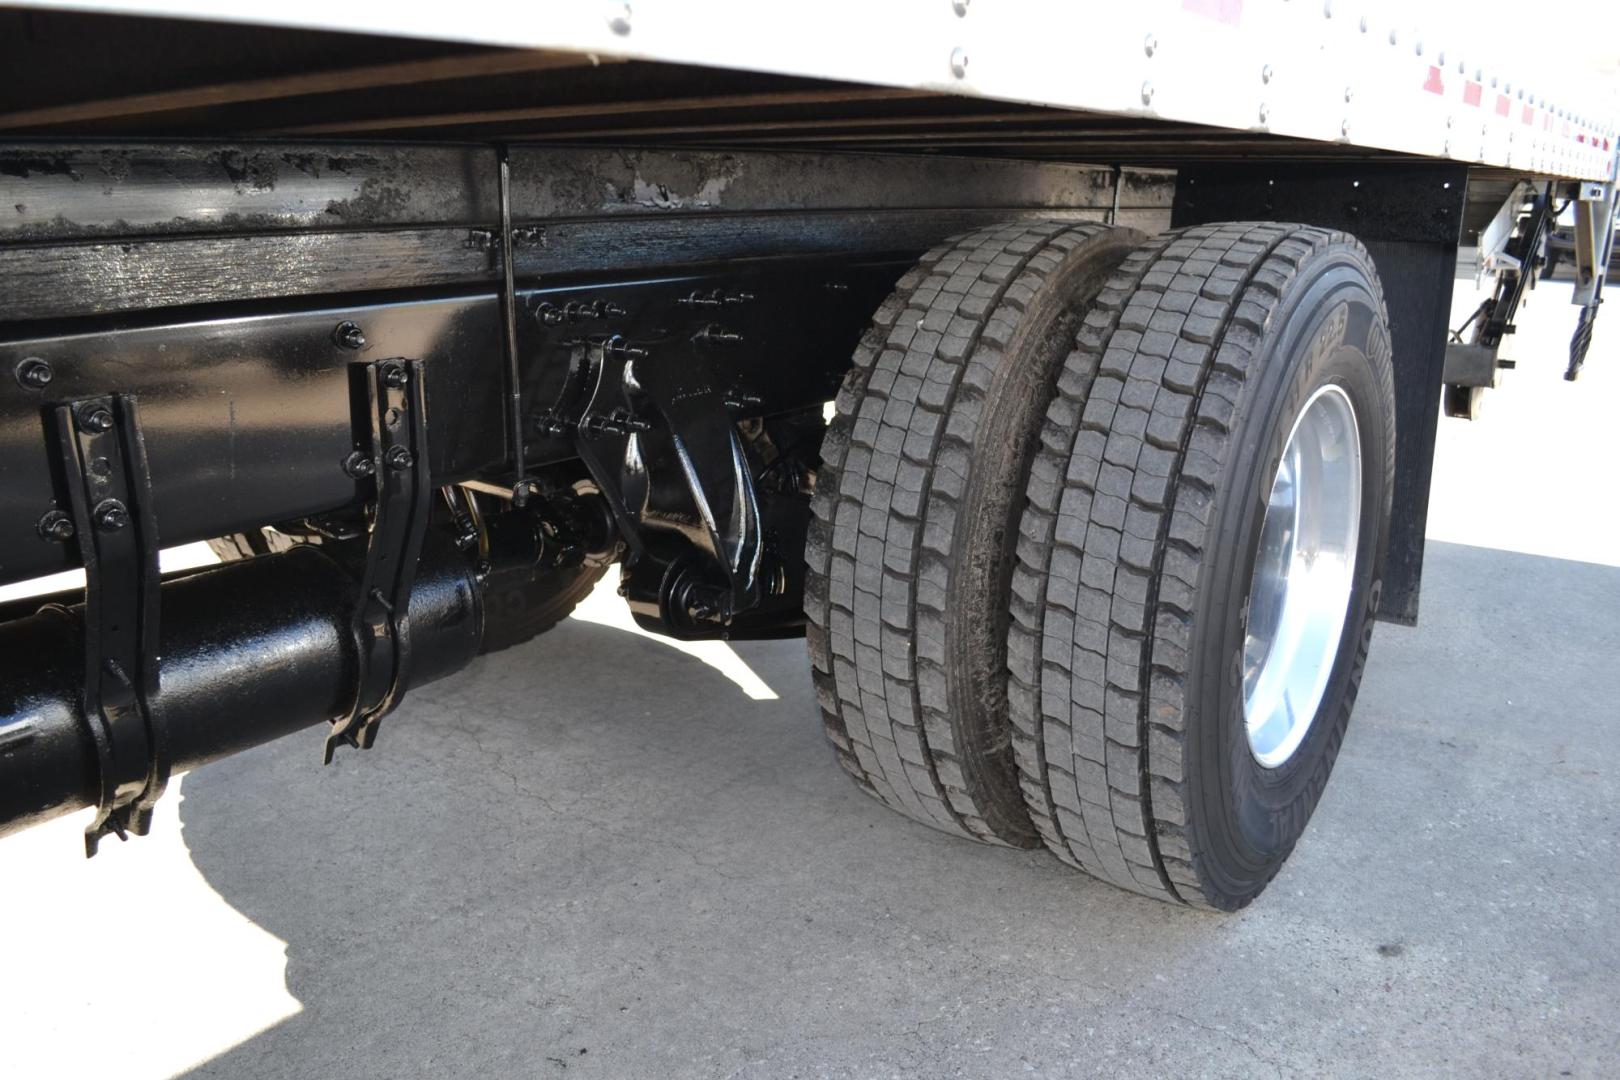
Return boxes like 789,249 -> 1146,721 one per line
1463,82 -> 1482,107
1422,66 -> 1444,94
1522,105 -> 1534,126
1181,0 -> 1242,26
1495,95 -> 1510,117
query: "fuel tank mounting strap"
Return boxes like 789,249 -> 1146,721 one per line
324,358 -> 432,763
50,394 -> 167,856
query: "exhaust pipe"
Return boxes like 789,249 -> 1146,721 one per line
0,533 -> 483,839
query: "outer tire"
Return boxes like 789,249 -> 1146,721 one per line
1008,223 -> 1395,908
806,219 -> 1142,846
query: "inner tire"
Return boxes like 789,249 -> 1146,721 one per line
1007,223 -> 1395,908
476,561 -> 610,655
805,219 -> 1142,846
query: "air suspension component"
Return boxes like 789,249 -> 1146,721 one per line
0,531 -> 484,842
522,260 -> 901,640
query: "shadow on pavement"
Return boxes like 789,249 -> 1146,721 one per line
174,541 -> 1620,1079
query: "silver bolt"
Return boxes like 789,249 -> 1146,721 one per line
949,47 -> 969,78
1141,81 -> 1154,105
1341,118 -> 1351,137
1415,40 -> 1424,57
1388,28 -> 1398,45
952,0 -> 968,13
607,2 -> 631,34
1323,0 -> 1332,17
1258,103 -> 1269,123
1261,63 -> 1274,84
1344,86 -> 1354,103
1143,33 -> 1157,57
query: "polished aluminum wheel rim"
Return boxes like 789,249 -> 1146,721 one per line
1242,384 -> 1362,769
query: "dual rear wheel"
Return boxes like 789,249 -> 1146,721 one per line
807,219 -> 1395,910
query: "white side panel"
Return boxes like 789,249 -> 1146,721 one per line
19,0 -> 1620,181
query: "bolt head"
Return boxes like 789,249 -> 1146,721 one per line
1143,33 -> 1157,57
607,1 -> 631,34
343,450 -> 376,479
949,47 -> 969,78
37,510 -> 75,542
952,0 -> 969,14
1141,81 -> 1155,105
93,499 -> 128,532
385,446 -> 414,471
15,358 -> 53,390
77,405 -> 114,433
335,322 -> 367,350
381,364 -> 409,389
1258,103 -> 1270,124
1261,63 -> 1274,84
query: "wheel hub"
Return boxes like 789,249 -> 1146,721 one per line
1242,384 -> 1363,769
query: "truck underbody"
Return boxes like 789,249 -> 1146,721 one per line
1,7 -> 1613,908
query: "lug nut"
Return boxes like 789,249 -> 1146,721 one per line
381,364 -> 409,389
343,450 -> 376,478
334,321 -> 367,350
93,499 -> 128,532
385,446 -> 414,471
77,405 -> 114,433
15,358 -> 53,390
37,509 -> 75,542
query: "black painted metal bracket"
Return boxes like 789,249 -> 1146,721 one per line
324,358 -> 432,762
51,394 -> 167,855
512,259 -> 902,639
559,328 -> 766,636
